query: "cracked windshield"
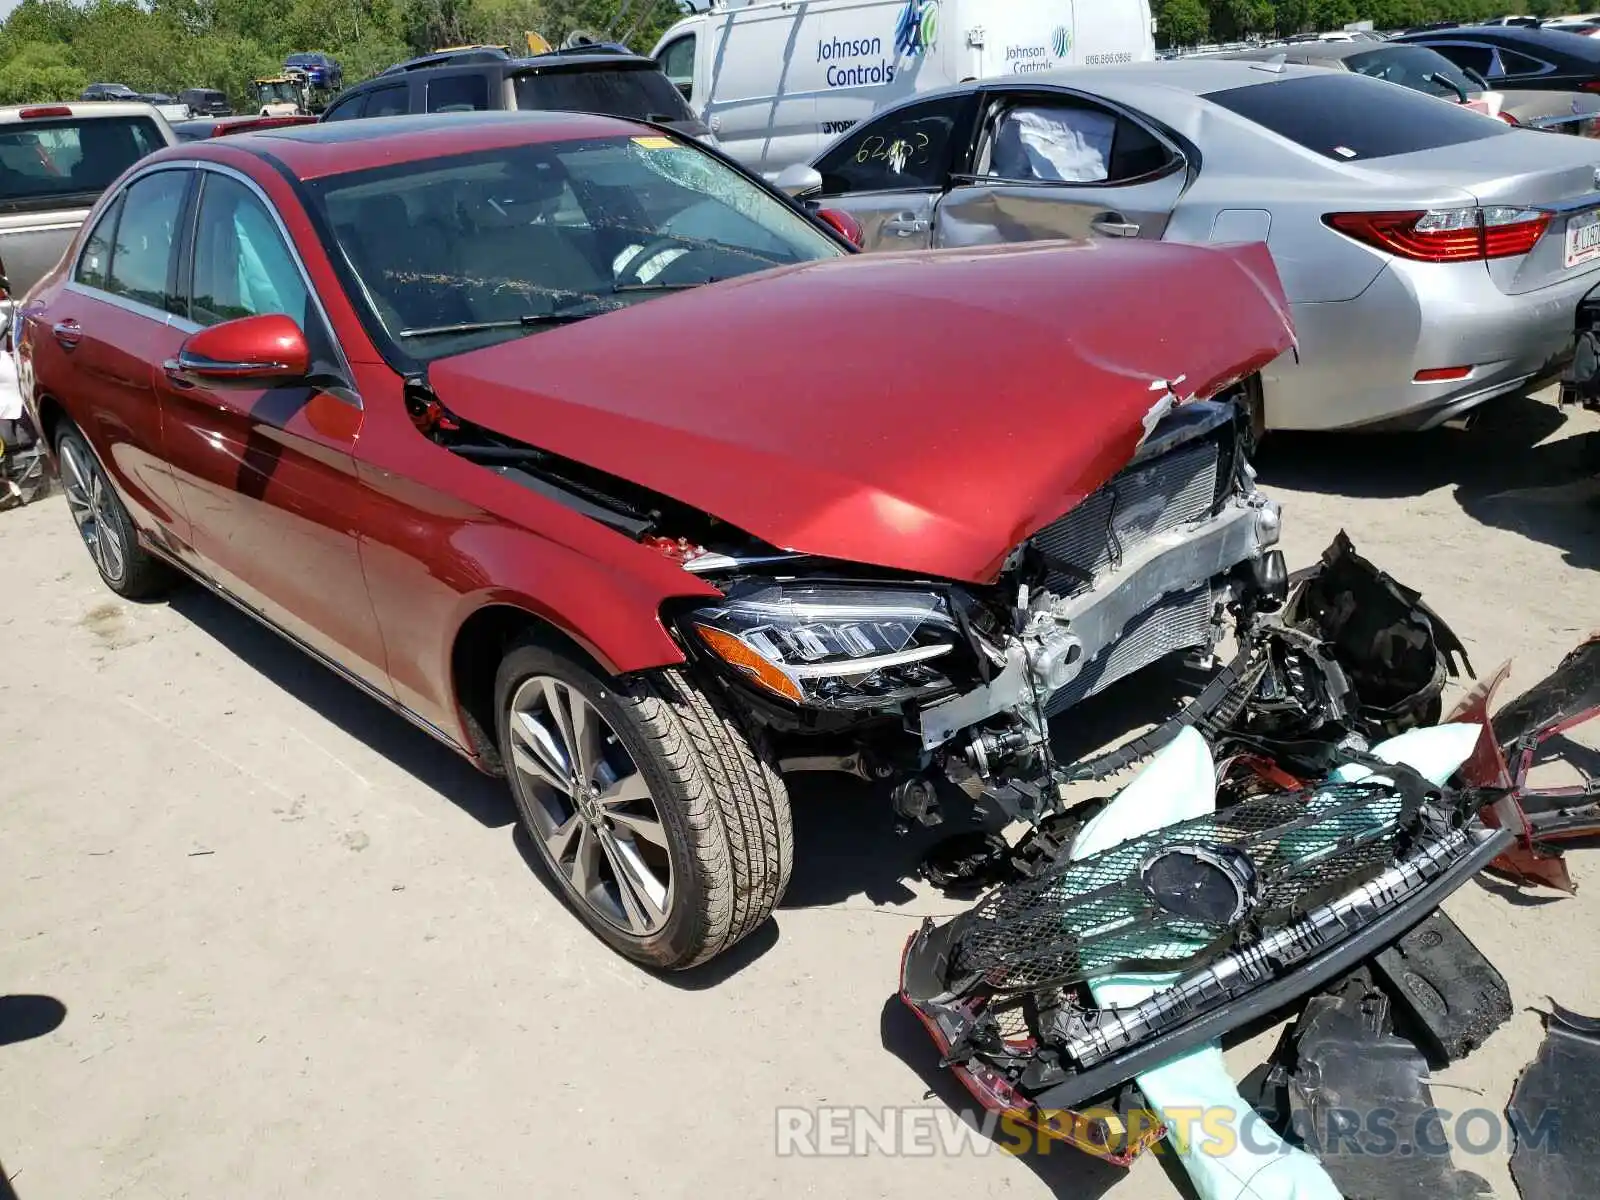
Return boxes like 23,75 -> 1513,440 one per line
312,134 -> 844,361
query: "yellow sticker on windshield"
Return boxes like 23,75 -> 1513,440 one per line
631,135 -> 676,149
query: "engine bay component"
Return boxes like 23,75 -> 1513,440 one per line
917,830 -> 1015,893
890,776 -> 943,829
1052,530 -> 1471,790
1284,532 -> 1472,737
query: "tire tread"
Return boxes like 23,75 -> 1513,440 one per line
626,670 -> 794,967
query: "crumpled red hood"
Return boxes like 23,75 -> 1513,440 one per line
429,239 -> 1295,583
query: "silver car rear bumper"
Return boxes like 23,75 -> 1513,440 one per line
1262,260 -> 1600,431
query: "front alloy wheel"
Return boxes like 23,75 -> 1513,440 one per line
509,675 -> 674,936
495,641 -> 793,970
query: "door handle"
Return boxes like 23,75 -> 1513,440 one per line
1090,213 -> 1141,238
161,359 -> 197,390
882,212 -> 930,238
52,319 -> 81,350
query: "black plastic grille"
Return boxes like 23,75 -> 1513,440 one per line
949,782 -> 1407,993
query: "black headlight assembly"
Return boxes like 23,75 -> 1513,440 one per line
681,581 -> 967,712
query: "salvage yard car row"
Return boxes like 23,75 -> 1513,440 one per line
2,19 -> 1600,1200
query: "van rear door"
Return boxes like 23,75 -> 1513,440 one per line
969,0 -> 1152,77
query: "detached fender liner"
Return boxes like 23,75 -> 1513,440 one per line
900,825 -> 1512,1114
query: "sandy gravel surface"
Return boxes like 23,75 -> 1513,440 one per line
0,393 -> 1596,1200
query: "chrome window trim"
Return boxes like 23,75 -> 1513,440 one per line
62,279 -> 175,325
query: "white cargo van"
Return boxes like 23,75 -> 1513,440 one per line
652,0 -> 1155,178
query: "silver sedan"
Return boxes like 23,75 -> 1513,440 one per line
783,61 -> 1600,431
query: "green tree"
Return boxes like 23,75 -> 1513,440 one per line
68,0 -> 189,93
0,0 -> 87,58
0,40 -> 87,103
1157,0 -> 1212,45
185,34 -> 282,110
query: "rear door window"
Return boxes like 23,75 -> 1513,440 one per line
363,84 -> 409,118
1418,42 -> 1495,76
657,36 -> 696,101
1344,45 -> 1478,97
0,116 -> 164,212
104,170 -> 188,311
321,93 -> 366,121
513,66 -> 696,124
980,98 -> 1179,184
1497,49 -> 1552,76
426,72 -> 491,113
1204,72 -> 1509,162
74,194 -> 122,290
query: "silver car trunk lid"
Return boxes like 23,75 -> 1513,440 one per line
1383,129 -> 1600,294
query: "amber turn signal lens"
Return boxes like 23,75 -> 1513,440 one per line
693,624 -> 803,703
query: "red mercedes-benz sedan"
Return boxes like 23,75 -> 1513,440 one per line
18,112 -> 1295,969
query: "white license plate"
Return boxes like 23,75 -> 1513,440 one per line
1566,210 -> 1600,268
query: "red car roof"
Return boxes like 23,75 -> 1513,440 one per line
160,110 -> 648,181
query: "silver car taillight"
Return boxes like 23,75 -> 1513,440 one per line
1325,205 -> 1550,261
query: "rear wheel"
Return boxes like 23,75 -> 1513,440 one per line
495,640 -> 793,970
55,426 -> 173,599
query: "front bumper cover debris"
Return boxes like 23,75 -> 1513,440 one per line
1448,633 -> 1600,893
900,821 -> 1510,1116
1507,1001 -> 1600,1200
1259,968 -> 1493,1200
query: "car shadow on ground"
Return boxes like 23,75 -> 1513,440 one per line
0,994 -> 65,1200
1255,392 -> 1599,571
0,995 -> 65,1048
170,575 -> 1207,914
164,576 -> 1218,982
166,588 -> 515,828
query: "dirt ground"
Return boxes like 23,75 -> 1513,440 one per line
1,392 -> 1597,1200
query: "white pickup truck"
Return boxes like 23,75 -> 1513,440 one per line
0,102 -> 175,306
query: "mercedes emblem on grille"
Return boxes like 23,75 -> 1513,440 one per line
1139,843 -> 1261,926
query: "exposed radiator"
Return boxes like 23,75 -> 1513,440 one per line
1031,435 -> 1226,716
1044,585 -> 1213,715
1032,440 -> 1220,597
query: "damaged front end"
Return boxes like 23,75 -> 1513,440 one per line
675,389 -> 1285,828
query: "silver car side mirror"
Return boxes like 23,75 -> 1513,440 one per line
774,164 -> 823,198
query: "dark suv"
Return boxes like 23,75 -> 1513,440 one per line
319,45 -> 713,143
178,88 -> 232,116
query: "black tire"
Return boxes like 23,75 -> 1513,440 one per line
495,639 -> 793,970
54,425 -> 174,600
